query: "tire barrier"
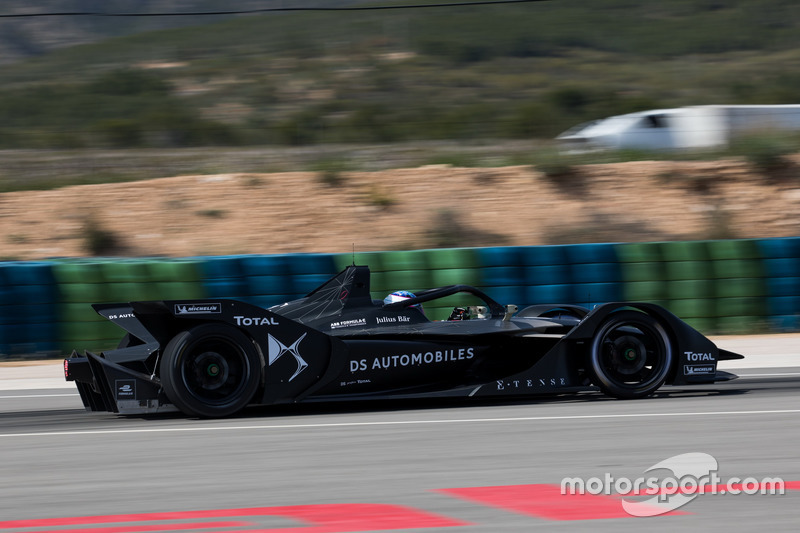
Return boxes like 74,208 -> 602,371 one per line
759,237 -> 800,331
200,255 -> 249,299
336,249 -> 480,320
51,259 -> 206,355
0,262 -> 60,358
0,238 -> 798,359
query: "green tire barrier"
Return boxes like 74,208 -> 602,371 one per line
336,249 -> 480,320
52,258 -> 206,355
1,238 -> 799,359
618,240 -> 773,334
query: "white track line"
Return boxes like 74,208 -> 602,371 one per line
0,393 -> 79,399
735,372 -> 800,378
2,408 -> 800,438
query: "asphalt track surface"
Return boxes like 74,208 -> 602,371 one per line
1,336 -> 800,532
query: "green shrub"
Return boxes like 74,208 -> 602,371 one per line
657,170 -> 715,195
366,186 -> 395,208
425,208 -> 509,248
312,158 -> 352,187
533,151 -> 579,179
88,68 -> 171,96
93,119 -> 144,148
195,209 -> 227,218
275,109 -> 328,146
422,153 -> 480,167
505,102 -> 563,139
83,218 -> 122,256
728,133 -> 798,176
704,203 -> 737,240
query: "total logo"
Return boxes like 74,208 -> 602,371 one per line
684,351 -> 714,362
234,315 -> 279,326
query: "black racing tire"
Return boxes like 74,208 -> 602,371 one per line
589,311 -> 674,399
159,324 -> 261,418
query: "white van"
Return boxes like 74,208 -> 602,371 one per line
557,105 -> 800,151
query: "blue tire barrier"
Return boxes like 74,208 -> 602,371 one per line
240,255 -> 292,277
285,253 -> 338,276
522,264 -> 572,286
479,265 -> 525,287
525,284 -> 573,304
201,256 -> 249,298
570,262 -> 621,284
0,262 -> 60,357
521,245 -> 568,268
573,282 -> 623,307
566,243 -> 619,264
6,237 -> 800,358
476,246 -> 525,268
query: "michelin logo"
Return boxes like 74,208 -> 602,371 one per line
684,364 -> 715,375
175,303 -> 222,315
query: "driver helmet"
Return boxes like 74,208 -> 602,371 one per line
384,290 -> 424,314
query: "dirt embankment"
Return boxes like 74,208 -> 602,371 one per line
0,157 -> 798,261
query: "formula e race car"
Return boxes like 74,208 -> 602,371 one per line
64,265 -> 743,418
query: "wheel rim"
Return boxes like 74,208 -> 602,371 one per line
595,318 -> 670,391
179,337 -> 250,405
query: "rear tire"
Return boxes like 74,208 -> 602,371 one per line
589,311 -> 673,399
160,324 -> 261,418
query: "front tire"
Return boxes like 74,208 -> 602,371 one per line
160,324 -> 261,418
589,311 -> 673,399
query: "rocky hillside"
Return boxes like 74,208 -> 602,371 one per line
1,156 -> 798,261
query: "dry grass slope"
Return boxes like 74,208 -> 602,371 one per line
0,156 -> 798,261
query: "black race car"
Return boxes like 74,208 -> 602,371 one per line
65,265 -> 743,417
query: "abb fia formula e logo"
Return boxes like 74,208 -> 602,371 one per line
267,332 -> 308,382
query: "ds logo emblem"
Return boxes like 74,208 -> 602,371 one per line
267,333 -> 308,382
